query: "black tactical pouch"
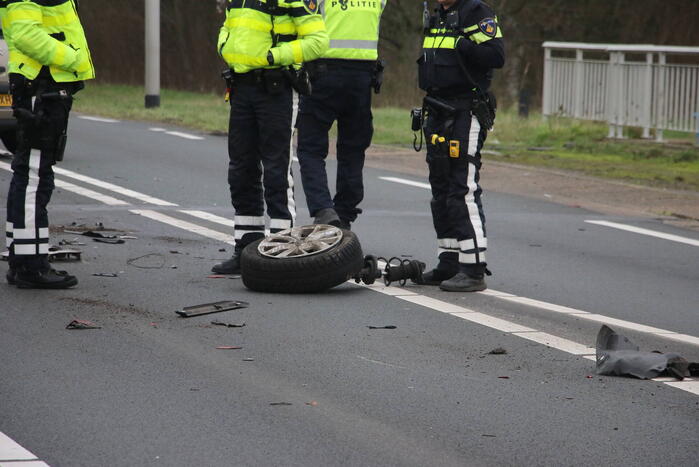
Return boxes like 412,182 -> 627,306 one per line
472,92 -> 496,131
283,66 -> 312,96
263,69 -> 286,95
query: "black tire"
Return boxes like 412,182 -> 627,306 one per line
241,229 -> 364,293
0,130 -> 16,154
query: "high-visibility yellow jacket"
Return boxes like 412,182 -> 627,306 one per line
218,0 -> 329,74
0,0 -> 94,82
320,0 -> 385,61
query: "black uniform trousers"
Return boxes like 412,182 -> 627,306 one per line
296,62 -> 373,224
424,102 -> 487,273
6,71 -> 75,271
227,78 -> 296,250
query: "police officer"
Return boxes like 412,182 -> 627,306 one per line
296,0 -> 386,230
2,0 -> 94,288
212,0 -> 329,275
417,0 -> 504,292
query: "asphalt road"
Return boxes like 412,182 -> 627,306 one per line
0,115 -> 697,467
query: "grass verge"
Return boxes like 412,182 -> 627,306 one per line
74,83 -> 699,191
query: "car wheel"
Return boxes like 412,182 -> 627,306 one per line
0,130 -> 16,154
241,224 -> 364,293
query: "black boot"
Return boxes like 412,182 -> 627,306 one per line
15,267 -> 78,289
439,272 -> 486,292
314,208 -> 341,227
212,249 -> 242,275
6,268 -> 17,285
416,251 -> 458,285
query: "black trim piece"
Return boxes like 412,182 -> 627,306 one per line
50,32 -> 66,41
228,0 -> 286,16
275,34 -> 297,43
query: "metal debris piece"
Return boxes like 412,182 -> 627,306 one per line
127,253 -> 165,269
48,245 -> 82,262
269,402 -> 292,406
93,238 -> 125,244
596,325 -> 696,380
58,239 -> 85,246
367,325 -> 397,329
175,300 -> 249,318
66,319 -> 101,330
93,273 -> 118,277
216,346 -> 242,350
80,230 -> 117,238
488,347 -> 507,355
211,321 -> 246,328
243,358 -> 255,362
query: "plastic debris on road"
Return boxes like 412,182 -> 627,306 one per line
211,321 -> 246,328
596,325 -> 698,380
367,325 -> 397,329
175,300 -> 249,318
66,319 -> 101,330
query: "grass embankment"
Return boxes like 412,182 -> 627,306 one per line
74,83 -> 699,191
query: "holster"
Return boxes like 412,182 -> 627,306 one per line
371,59 -> 385,94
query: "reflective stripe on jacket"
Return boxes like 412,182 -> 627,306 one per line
0,0 -> 94,82
320,0 -> 385,61
218,0 -> 329,74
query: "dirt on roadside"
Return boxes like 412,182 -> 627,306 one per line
359,143 -> 699,232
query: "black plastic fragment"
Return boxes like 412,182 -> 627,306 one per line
176,300 -> 249,318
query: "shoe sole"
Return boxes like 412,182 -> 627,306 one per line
439,283 -> 487,292
16,278 -> 78,289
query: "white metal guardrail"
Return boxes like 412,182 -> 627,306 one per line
542,42 -> 699,142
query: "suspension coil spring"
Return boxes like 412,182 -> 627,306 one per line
378,257 -> 425,287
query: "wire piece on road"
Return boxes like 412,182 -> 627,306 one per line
175,300 -> 249,318
127,253 -> 166,269
269,402 -> 292,406
93,238 -> 125,245
367,325 -> 397,329
93,273 -> 118,277
66,319 -> 101,330
211,321 -> 246,328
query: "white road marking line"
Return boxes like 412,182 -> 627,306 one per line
663,381 -> 699,396
663,333 -> 699,346
586,220 -> 699,247
451,311 -> 537,333
512,331 -> 596,355
130,210 -> 235,245
53,167 -> 177,206
400,295 -> 477,314
357,281 -> 696,396
165,131 -> 204,140
0,462 -> 50,466
575,314 -> 674,334
379,176 -> 431,190
359,282 -> 418,296
78,115 -> 119,123
53,179 -> 129,206
0,432 -> 41,462
149,127 -> 167,132
179,210 -> 235,227
498,295 -> 589,315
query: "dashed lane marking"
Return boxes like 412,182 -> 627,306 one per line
148,128 -> 204,140
0,431 -> 48,466
130,209 -> 235,245
586,220 -> 699,247
77,115 -> 119,123
379,176 -> 431,190
179,210 -> 235,228
53,166 -> 177,207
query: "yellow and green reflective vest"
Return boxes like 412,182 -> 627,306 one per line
0,0 -> 94,82
218,0 -> 329,74
320,0 -> 385,61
